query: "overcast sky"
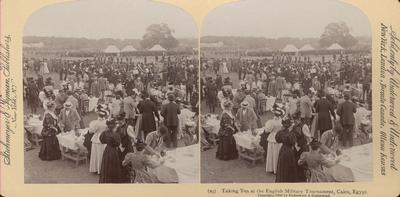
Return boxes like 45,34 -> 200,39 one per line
202,0 -> 371,38
24,0 -> 198,39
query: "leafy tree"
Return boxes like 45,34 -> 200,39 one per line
319,22 -> 357,49
140,23 -> 179,50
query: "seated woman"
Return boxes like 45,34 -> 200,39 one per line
182,121 -> 197,146
122,140 -> 164,183
298,139 -> 340,182
320,121 -> 342,155
144,125 -> 168,157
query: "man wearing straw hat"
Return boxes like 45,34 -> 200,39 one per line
235,101 -> 257,132
58,101 -> 81,132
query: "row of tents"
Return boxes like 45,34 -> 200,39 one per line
107,43 -> 344,53
279,43 -> 344,53
104,44 -> 166,53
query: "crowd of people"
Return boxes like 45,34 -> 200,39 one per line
201,53 -> 372,182
24,55 -> 199,183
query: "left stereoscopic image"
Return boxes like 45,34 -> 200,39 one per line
23,0 -> 199,183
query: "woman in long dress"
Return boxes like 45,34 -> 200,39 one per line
116,113 -> 135,183
275,119 -> 298,182
220,61 -> 229,74
89,105 -> 108,174
99,119 -> 122,183
265,105 -> 284,174
138,94 -> 160,138
216,100 -> 238,160
292,113 -> 312,182
298,139 -> 340,182
122,140 -> 164,183
38,101 -> 61,161
43,61 -> 49,75
314,92 -> 336,137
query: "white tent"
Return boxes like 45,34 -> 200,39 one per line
327,43 -> 344,50
121,45 -> 137,52
299,44 -> 315,51
281,44 -> 298,53
148,44 -> 166,51
103,45 -> 120,53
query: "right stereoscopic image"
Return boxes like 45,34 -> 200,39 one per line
200,0 -> 372,183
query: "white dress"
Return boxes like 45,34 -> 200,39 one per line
220,62 -> 229,74
265,118 -> 283,174
43,62 -> 49,74
89,118 -> 107,174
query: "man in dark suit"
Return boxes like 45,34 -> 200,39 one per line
336,93 -> 357,147
161,94 -> 181,148
205,80 -> 217,113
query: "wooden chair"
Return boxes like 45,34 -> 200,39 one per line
60,146 -> 88,166
237,145 -> 264,165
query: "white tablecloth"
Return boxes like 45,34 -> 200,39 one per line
25,118 -> 43,135
339,143 -> 372,182
265,96 -> 276,111
88,97 -> 99,112
203,115 -> 220,135
163,144 -> 199,183
233,129 -> 263,150
56,129 -> 88,151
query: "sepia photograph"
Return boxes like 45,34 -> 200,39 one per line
23,0 -> 199,184
200,0 -> 372,183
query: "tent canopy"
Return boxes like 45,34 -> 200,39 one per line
327,43 -> 344,50
148,44 -> 166,51
103,45 -> 120,53
281,44 -> 298,53
121,45 -> 137,52
299,44 -> 315,51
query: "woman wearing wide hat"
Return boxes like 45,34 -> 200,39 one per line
265,103 -> 285,174
88,104 -> 109,174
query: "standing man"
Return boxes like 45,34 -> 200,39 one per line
336,93 -> 357,147
58,101 -> 81,132
161,94 -> 181,148
205,80 -> 217,113
235,101 -> 257,132
123,90 -> 138,127
299,90 -> 313,125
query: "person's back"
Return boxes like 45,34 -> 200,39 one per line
162,102 -> 180,126
337,100 -> 356,125
315,98 -> 332,114
123,96 -> 135,118
299,95 -> 311,118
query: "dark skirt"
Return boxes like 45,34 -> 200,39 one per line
318,112 -> 333,133
295,147 -> 308,182
99,145 -> 122,183
38,136 -> 61,161
141,113 -> 157,136
275,145 -> 298,182
216,135 -> 238,161
118,142 -> 134,183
